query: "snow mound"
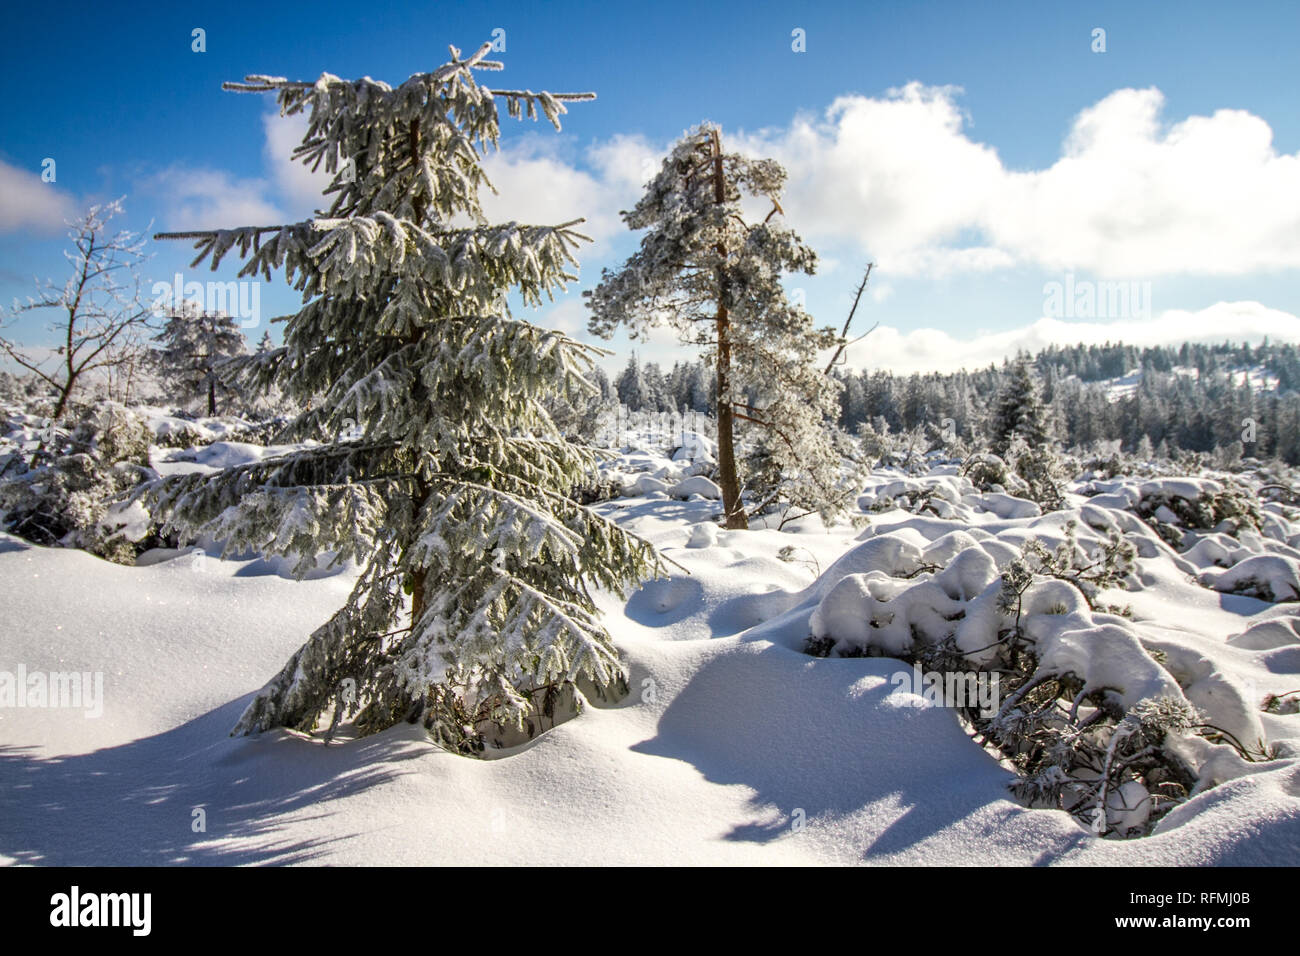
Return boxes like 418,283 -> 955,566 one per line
686,522 -> 718,548
669,475 -> 721,500
626,474 -> 671,497
966,491 -> 1041,520
1200,555 -> 1300,603
1228,616 -> 1300,650
671,431 -> 717,463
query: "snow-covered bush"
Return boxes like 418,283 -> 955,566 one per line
0,401 -> 156,563
1018,521 -> 1138,611
742,428 -> 866,527
1004,437 -> 1067,512
957,448 -> 1055,510
1133,478 -> 1264,546
853,420 -> 892,469
961,450 -> 1013,493
802,524 -> 1275,838
1199,555 -> 1300,603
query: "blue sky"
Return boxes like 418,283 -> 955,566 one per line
3,0 -> 1299,375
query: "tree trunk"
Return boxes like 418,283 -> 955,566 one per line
410,568 -> 427,632
715,305 -> 746,528
709,128 -> 747,529
52,382 -> 72,421
407,119 -> 432,629
207,371 -> 217,416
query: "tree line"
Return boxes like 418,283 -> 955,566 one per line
613,341 -> 1300,463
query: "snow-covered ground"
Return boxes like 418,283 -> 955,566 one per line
3,435 -> 1300,865
1097,365 -> 1281,403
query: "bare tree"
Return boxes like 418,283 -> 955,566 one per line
1,199 -> 152,419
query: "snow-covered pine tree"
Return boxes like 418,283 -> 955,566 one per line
151,300 -> 248,415
587,124 -> 845,528
145,43 -> 660,750
615,354 -> 649,410
990,357 -> 1051,454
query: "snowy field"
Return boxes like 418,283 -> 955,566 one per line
2,426 -> 1299,866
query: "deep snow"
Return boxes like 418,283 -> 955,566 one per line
2,437 -> 1299,865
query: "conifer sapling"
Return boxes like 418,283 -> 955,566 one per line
145,43 -> 660,750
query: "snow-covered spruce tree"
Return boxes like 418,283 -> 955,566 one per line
587,124 -> 847,528
990,357 -> 1051,454
145,44 -> 660,750
984,358 -> 1066,510
151,300 -> 248,415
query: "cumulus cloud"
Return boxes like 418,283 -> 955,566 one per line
527,297 -> 588,336
263,113 -> 332,217
841,301 -> 1300,374
142,166 -> 283,232
0,158 -> 78,234
137,112 -> 332,234
734,84 -> 1300,278
479,133 -> 658,245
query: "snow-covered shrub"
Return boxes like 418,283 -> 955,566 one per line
961,450 -> 1013,493
1005,436 -> 1067,512
570,471 -> 624,505
1199,555 -> 1300,603
742,431 -> 866,527
854,420 -> 892,469
0,401 -> 156,563
1078,446 -> 1127,481
1264,690 -> 1300,715
802,526 -> 1273,838
147,413 -> 211,449
1019,521 -> 1138,611
1133,477 -> 1264,547
0,371 -> 56,408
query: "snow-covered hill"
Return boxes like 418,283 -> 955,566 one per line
1093,365 -> 1282,403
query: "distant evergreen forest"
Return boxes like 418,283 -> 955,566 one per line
610,340 -> 1300,463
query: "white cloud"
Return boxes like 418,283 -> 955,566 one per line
734,85 -> 1300,278
479,133 -> 658,245
137,113 -> 328,235
263,113 -> 332,218
840,301 -> 1300,374
0,159 -> 78,234
528,297 -> 588,336
143,166 -> 283,232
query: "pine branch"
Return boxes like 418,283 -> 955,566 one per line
154,216 -> 589,243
